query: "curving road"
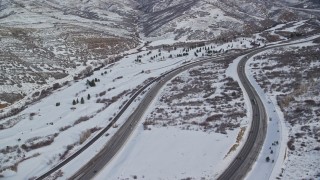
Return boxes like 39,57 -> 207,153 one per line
36,54 -> 230,180
71,42 -> 285,179
217,51 -> 268,180
217,38 -> 318,179
36,36 -> 317,180
69,55 -> 230,180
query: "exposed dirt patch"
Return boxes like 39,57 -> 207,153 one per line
224,127 -> 246,158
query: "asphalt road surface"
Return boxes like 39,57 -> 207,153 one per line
36,54 -> 228,180
217,50 -> 268,180
217,38 -> 317,179
36,37 -> 315,180
70,55 -> 228,180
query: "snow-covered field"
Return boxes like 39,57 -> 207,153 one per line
95,126 -> 239,180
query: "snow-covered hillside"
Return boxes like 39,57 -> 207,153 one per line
0,0 -> 140,108
0,44 -> 200,179
139,0 -> 320,42
246,42 -> 320,180
1,0 -> 320,179
0,0 -> 319,111
0,39 -> 257,179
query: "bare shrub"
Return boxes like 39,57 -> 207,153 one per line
96,106 -> 107,114
304,99 -> 316,106
99,91 -> 106,96
295,132 -> 305,138
143,121 -> 154,130
79,127 -> 101,144
113,76 -> 123,82
215,122 -> 239,134
29,112 -> 36,120
21,134 -> 57,151
79,130 -> 92,144
52,83 -> 61,90
9,163 -> 18,172
171,76 -> 185,84
181,177 -> 193,180
313,37 -> 320,43
45,169 -> 63,180
189,69 -> 202,76
278,95 -> 294,109
79,66 -> 93,78
225,111 -> 246,119
203,90 -> 216,98
39,88 -> 51,99
287,137 -> 295,151
205,114 -> 223,122
107,87 -> 115,91
59,125 -> 72,132
0,145 -> 19,154
32,91 -> 40,97
73,116 -> 90,125
60,144 -> 76,160
199,121 -> 209,127
260,32 -> 281,42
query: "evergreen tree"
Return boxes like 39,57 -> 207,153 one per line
72,99 -> 76,105
90,80 -> 96,87
76,98 -> 79,104
87,79 -> 96,87
266,156 -> 270,162
81,97 -> 84,104
87,94 -> 91,100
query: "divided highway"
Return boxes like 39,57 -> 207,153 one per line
36,54 -> 229,180
37,37 -> 316,180
70,55 -> 229,179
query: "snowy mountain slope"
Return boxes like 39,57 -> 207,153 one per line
0,0 -> 140,105
138,0 -> 320,41
0,0 -> 319,179
0,0 -> 319,109
0,38 -> 265,179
